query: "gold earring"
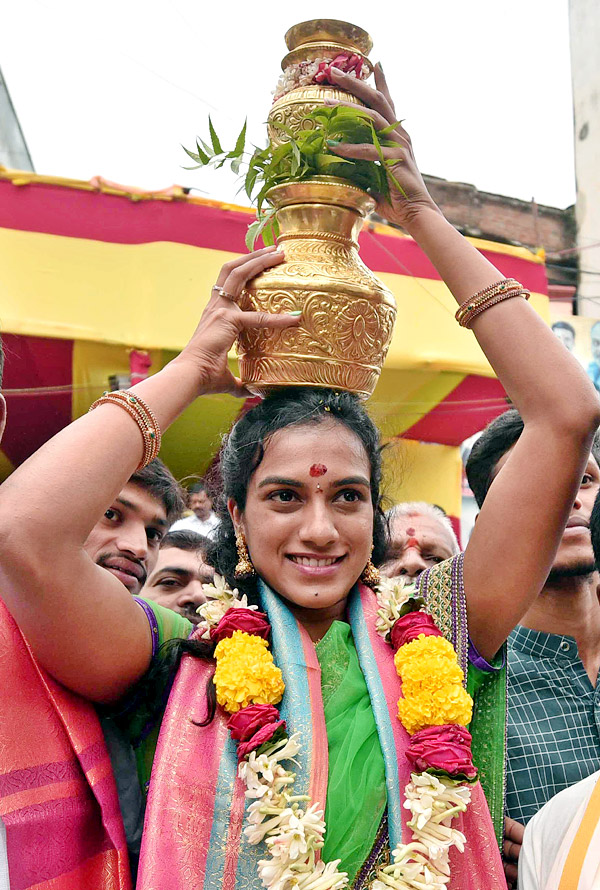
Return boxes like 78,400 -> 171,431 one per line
235,531 -> 255,579
360,546 -> 380,589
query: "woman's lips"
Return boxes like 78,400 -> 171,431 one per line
287,555 -> 345,576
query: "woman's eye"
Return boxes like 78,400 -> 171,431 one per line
269,490 -> 298,503
336,489 -> 363,503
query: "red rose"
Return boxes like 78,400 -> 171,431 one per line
237,720 -> 286,762
227,704 -> 281,742
390,611 -> 443,651
313,52 -> 363,85
406,724 -> 477,779
210,608 -> 271,644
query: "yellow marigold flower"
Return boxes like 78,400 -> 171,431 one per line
214,630 -> 285,713
394,635 -> 461,677
397,684 -> 473,735
394,633 -> 473,734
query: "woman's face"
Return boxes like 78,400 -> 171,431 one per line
231,420 -> 374,613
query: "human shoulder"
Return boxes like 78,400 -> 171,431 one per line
519,771 -> 600,890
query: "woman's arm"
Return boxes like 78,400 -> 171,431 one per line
330,66 -> 600,659
0,248 -> 299,701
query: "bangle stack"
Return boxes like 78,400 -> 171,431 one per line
455,278 -> 530,328
88,390 -> 162,470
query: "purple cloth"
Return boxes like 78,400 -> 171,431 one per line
468,637 -> 505,672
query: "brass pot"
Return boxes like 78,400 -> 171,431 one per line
237,178 -> 396,399
269,19 -> 373,145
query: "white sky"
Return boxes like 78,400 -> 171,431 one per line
0,0 -> 576,209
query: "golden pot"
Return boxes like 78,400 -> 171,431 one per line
236,178 -> 396,399
269,19 -> 372,145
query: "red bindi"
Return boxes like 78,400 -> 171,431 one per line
309,464 -> 328,477
406,527 -> 416,536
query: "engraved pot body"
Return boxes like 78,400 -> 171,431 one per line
237,178 -> 396,399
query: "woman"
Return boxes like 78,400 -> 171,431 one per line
0,67 -> 598,890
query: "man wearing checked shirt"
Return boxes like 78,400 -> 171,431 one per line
465,409 -> 600,888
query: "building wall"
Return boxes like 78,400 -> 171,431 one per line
423,175 -> 575,256
570,0 -> 600,317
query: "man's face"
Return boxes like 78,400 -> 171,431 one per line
141,546 -> 213,623
591,329 -> 600,363
190,490 -> 212,521
84,482 -> 168,595
380,513 -> 457,580
553,327 -> 574,351
493,449 -> 600,578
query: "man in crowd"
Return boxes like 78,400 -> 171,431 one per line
81,463 -> 184,595
380,501 -> 460,580
588,320 -> 600,392
466,408 -> 600,883
518,489 -> 600,889
140,529 -> 213,623
170,480 -> 220,538
551,320 -> 576,353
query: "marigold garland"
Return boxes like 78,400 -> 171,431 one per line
374,575 -> 477,889
196,574 -> 478,890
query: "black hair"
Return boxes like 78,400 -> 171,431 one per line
552,321 -> 575,337
207,386 -> 387,597
466,408 -> 600,508
591,490 -> 600,570
129,458 -> 186,524
160,529 -> 211,554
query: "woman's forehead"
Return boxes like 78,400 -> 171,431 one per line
255,422 -> 371,476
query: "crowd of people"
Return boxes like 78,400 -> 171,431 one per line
1,65 -> 600,890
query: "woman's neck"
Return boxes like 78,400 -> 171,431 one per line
286,599 -> 347,644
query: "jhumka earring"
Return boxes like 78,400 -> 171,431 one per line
235,531 -> 255,579
360,546 -> 380,589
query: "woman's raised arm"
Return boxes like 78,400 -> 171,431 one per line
0,248 -> 300,701
330,65 -> 600,659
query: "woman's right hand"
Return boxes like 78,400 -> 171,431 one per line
176,246 -> 301,397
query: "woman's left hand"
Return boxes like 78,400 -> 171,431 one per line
326,64 -> 439,230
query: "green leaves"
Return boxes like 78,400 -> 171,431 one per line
184,104 -> 405,248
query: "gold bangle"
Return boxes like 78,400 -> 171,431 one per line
456,279 -> 528,325
460,289 -> 530,329
89,390 -> 162,469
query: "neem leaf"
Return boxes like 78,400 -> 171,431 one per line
208,116 -> 222,154
183,144 -> 209,165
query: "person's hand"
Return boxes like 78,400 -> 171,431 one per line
176,246 -> 301,397
326,64 -> 440,230
503,816 -> 524,888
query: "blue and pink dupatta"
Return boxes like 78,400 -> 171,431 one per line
137,583 -> 505,889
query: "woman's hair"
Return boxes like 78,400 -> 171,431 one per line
207,386 -> 388,599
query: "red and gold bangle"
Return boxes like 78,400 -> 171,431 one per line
461,288 -> 530,328
456,279 -> 530,327
89,390 -> 162,469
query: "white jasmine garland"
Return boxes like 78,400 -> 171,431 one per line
204,574 -> 475,890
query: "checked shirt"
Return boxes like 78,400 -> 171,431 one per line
506,625 -> 600,825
